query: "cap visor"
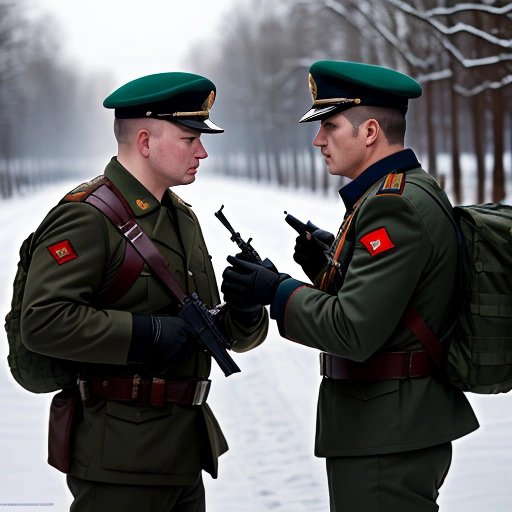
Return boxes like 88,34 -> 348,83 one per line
299,105 -> 342,123
175,118 -> 224,133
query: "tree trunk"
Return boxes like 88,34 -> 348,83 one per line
491,87 -> 505,202
470,93 -> 486,203
424,81 -> 437,179
449,76 -> 462,204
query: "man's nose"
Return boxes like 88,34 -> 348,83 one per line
196,140 -> 208,159
313,128 -> 326,147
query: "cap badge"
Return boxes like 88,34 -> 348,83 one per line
202,91 -> 216,111
308,73 -> 318,101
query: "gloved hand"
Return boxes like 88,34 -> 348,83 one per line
226,303 -> 263,327
150,316 -> 196,363
221,255 -> 289,307
222,253 -> 271,326
129,314 -> 196,364
293,221 -> 334,282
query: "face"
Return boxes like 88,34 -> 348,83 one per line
313,111 -> 368,180
146,121 -> 208,188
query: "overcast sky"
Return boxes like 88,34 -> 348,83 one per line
29,0 -> 236,85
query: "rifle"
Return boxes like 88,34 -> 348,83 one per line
284,211 -> 332,252
179,293 -> 240,377
215,205 -> 262,264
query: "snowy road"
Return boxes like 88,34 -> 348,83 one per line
0,171 -> 511,511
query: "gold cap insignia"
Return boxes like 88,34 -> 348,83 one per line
308,73 -> 317,101
202,90 -> 216,111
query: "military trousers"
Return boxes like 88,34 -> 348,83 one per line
67,474 -> 205,512
326,442 -> 452,512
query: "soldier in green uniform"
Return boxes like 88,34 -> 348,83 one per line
221,61 -> 479,511
20,72 -> 268,511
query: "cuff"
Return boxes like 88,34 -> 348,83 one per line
128,314 -> 153,364
270,278 -> 308,336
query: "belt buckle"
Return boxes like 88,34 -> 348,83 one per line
192,380 -> 211,405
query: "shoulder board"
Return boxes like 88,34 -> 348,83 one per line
62,175 -> 107,203
375,172 -> 405,196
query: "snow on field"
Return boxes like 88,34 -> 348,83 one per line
0,168 -> 511,511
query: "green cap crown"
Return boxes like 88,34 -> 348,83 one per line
300,60 -> 422,123
103,72 -> 223,133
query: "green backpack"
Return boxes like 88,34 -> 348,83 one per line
406,192 -> 512,394
4,177 -> 143,393
5,232 -> 77,393
445,203 -> 512,393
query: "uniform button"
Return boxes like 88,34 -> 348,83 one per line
188,270 -> 194,276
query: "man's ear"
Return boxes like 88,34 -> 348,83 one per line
136,129 -> 150,157
364,119 -> 380,147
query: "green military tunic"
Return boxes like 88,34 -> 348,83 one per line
271,149 -> 478,458
21,157 -> 268,486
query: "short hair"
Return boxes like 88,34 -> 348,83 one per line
113,118 -> 163,144
344,106 -> 406,145
113,119 -> 133,144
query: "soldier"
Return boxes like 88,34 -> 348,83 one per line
221,61 -> 479,511
20,72 -> 268,511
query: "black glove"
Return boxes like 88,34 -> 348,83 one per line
293,221 -> 334,281
128,314 -> 196,364
226,303 -> 263,327
221,255 -> 289,307
220,252 -> 270,326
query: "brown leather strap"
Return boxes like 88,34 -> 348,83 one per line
403,306 -> 445,366
96,242 -> 144,304
81,376 -> 211,407
320,350 -> 436,380
86,183 -> 187,304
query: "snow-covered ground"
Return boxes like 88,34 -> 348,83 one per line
0,169 -> 511,511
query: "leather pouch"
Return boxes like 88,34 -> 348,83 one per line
48,388 -> 80,473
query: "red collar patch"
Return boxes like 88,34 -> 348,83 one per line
360,227 -> 395,256
47,240 -> 78,265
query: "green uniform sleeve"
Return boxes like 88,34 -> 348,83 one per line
271,193 -> 432,361
21,202 -> 132,364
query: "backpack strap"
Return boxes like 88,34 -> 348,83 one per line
63,176 -> 144,305
402,306 -> 446,367
85,182 -> 187,303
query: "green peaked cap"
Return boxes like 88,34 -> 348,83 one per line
300,60 -> 422,123
103,72 -> 223,133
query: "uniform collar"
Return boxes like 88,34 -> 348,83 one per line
338,148 -> 420,210
103,157 -> 162,217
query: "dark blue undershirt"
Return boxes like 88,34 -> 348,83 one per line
339,148 -> 420,210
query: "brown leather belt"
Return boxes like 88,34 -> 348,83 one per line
320,350 -> 435,380
79,376 -> 211,407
